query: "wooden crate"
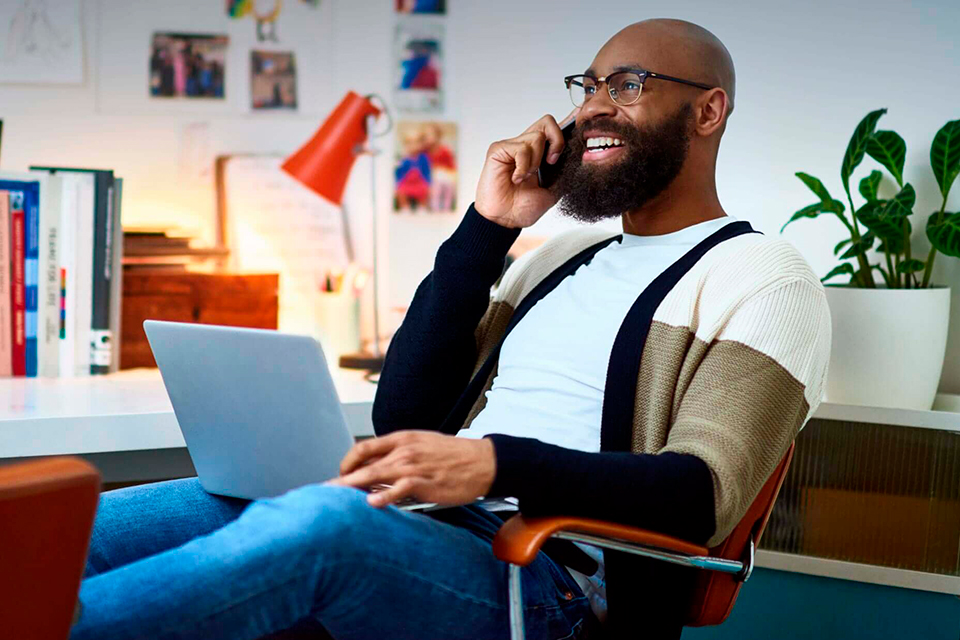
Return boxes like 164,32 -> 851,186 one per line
120,271 -> 279,369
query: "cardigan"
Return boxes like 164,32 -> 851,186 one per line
372,204 -> 832,632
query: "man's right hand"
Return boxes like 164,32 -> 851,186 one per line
474,110 -> 578,230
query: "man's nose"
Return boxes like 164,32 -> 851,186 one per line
577,87 -> 619,123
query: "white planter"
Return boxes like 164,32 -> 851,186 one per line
823,286 -> 951,410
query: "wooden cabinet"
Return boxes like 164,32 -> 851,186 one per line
120,271 -> 279,369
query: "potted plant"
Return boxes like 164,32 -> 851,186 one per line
782,110 -> 960,410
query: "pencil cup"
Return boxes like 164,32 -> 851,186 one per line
314,292 -> 361,363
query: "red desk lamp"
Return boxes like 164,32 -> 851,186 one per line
282,91 -> 391,371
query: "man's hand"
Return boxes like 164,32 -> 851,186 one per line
474,109 -> 579,230
329,431 -> 497,508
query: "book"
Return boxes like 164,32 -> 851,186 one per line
108,178 -> 124,373
37,172 -> 62,377
32,166 -> 115,375
56,173 -> 96,377
9,191 -> 25,376
0,191 -> 11,376
0,177 -> 41,376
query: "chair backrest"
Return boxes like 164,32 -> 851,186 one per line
0,457 -> 101,640
685,443 -> 795,626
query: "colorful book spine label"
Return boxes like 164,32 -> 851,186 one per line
23,185 -> 39,377
9,193 -> 25,376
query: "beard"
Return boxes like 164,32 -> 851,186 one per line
554,102 -> 694,223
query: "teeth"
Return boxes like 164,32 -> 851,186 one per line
586,137 -> 624,149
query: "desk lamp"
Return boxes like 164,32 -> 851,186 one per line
282,91 -> 391,371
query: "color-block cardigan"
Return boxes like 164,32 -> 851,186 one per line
374,205 -> 831,548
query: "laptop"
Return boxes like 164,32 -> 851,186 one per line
143,320 -> 438,509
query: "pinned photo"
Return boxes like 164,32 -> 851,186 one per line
395,0 -> 445,14
149,33 -> 227,99
394,121 -> 457,214
251,51 -> 297,111
393,23 -> 443,113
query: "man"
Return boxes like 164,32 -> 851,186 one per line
71,19 -> 830,640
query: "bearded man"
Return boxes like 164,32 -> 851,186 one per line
70,18 -> 831,640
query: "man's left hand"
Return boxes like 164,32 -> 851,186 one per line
329,431 -> 497,508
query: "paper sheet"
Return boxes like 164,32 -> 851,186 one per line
0,0 -> 83,85
222,155 -> 351,336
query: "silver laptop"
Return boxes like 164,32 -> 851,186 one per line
143,320 -> 432,507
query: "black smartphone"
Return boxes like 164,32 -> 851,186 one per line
537,119 -> 576,190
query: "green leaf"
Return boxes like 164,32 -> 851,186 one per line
842,109 -> 887,197
780,201 -> 844,232
840,231 -> 876,259
869,264 -> 893,288
896,259 -> 926,274
856,200 -> 898,241
879,183 -> 916,219
859,170 -> 883,202
821,262 -> 855,284
796,172 -> 843,211
833,237 -> 853,256
931,120 -> 960,200
866,130 -> 906,187
926,211 -> 960,258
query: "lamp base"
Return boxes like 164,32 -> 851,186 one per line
338,351 -> 384,372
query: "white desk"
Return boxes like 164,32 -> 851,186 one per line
0,368 -> 377,482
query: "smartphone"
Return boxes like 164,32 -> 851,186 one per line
537,119 -> 576,190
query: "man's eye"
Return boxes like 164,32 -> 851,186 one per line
622,82 -> 640,91
584,85 -> 597,95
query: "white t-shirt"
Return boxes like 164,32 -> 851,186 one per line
458,214 -> 737,620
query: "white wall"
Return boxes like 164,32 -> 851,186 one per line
2,0 -> 959,391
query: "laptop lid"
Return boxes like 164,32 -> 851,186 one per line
143,320 -> 355,499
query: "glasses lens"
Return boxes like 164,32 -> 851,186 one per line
609,72 -> 643,105
567,76 -> 595,107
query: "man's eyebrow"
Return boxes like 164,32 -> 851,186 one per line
582,63 -> 648,77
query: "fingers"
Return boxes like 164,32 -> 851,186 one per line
339,434 -> 401,475
367,477 -> 422,508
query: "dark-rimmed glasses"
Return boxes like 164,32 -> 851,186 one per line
564,68 -> 715,107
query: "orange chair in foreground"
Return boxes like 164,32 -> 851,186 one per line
0,457 -> 101,640
493,444 -> 795,639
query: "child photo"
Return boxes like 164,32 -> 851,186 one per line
149,33 -> 227,99
394,121 -> 457,214
395,0 -> 446,14
251,51 -> 297,111
393,23 -> 443,112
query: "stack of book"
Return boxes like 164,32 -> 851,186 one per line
0,167 -> 123,377
123,227 -> 228,272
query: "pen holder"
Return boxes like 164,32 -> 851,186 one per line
314,292 -> 361,363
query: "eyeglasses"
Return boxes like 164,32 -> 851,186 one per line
564,68 -> 715,107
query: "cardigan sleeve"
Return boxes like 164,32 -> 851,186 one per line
372,204 -> 519,436
661,277 -> 832,547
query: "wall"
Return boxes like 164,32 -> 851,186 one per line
2,0 -> 959,391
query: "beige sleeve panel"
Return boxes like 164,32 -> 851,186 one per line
661,278 -> 832,547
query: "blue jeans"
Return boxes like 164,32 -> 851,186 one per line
70,479 -> 592,640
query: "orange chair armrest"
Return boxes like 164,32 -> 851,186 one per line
492,514 -> 710,567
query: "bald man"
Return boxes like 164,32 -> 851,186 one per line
72,19 -> 830,640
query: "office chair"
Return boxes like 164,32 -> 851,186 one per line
0,457 -> 102,640
493,444 -> 795,640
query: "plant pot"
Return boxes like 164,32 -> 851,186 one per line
823,285 -> 951,410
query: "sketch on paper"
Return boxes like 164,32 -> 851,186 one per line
0,0 -> 83,84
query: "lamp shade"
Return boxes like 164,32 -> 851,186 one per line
281,91 -> 382,205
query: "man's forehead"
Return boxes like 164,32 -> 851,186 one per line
586,23 -> 701,77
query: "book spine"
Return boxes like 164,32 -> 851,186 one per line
10,194 -> 25,376
90,179 -> 114,375
58,180 -> 78,377
24,185 -> 39,377
0,191 -> 10,376
108,178 -> 123,373
37,176 -> 60,377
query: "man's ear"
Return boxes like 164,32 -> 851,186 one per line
694,88 -> 729,137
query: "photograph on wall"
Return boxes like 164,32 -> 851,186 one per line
394,121 -> 457,214
393,23 -> 443,113
250,51 -> 297,111
395,0 -> 445,14
0,0 -> 84,84
149,33 -> 227,99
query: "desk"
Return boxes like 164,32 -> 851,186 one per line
0,368 -> 377,483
